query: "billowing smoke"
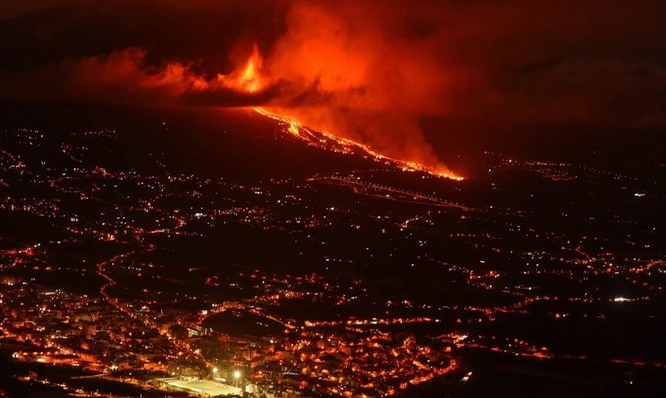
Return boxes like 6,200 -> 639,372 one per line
1,48 -> 203,103
259,1 -> 466,173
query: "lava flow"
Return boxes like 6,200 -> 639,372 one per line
254,107 -> 464,181
229,45 -> 464,181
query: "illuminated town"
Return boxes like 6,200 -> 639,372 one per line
1,107 -> 665,397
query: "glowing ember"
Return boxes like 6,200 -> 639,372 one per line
254,107 -> 464,181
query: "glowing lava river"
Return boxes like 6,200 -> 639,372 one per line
253,107 -> 464,181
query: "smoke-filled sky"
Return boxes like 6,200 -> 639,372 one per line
1,0 -> 665,170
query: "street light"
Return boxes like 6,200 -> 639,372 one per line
233,370 -> 241,387
212,367 -> 218,378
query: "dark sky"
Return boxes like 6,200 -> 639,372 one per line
1,0 -> 664,169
